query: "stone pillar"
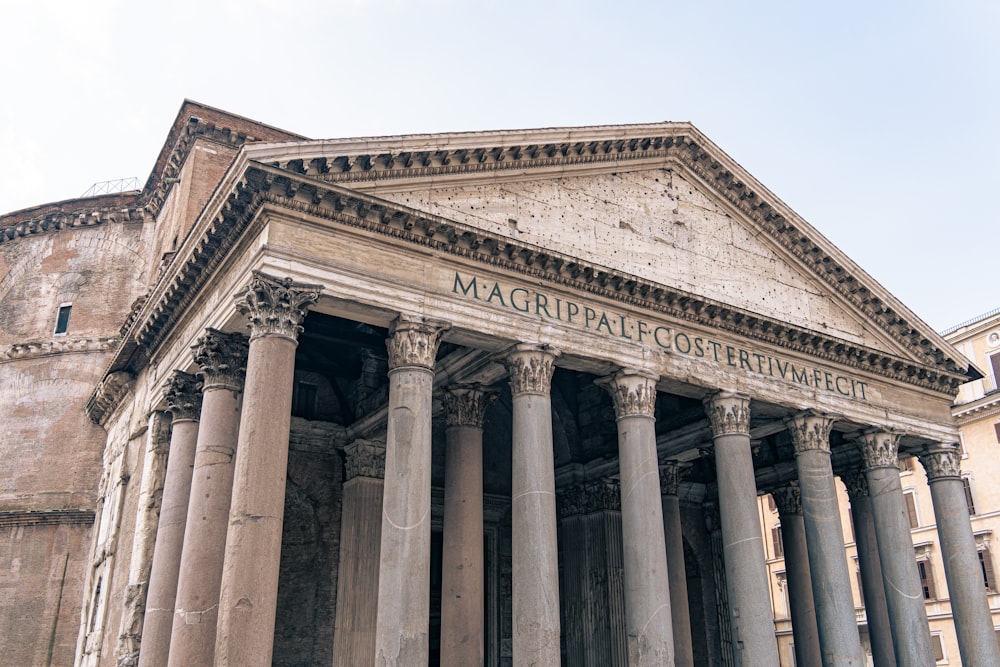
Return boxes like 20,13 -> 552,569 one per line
856,430 -> 933,667
167,330 -> 248,667
332,440 -> 386,667
704,496 -> 735,667
787,411 -> 865,666
660,462 -> 693,667
213,273 -> 320,667
440,386 -> 495,667
919,445 -> 1000,666
771,482 -> 823,667
841,469 -> 896,667
558,479 -> 627,666
373,315 -> 448,667
600,369 -> 674,666
503,343 -> 562,667
139,373 -> 201,667
703,390 -> 780,667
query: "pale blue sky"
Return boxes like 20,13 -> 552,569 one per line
1,0 -> 997,331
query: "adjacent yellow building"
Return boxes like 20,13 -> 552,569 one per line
761,307 -> 1000,665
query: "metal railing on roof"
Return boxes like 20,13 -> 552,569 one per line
81,177 -> 140,198
941,307 -> 1000,336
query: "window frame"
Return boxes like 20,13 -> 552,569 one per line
54,302 -> 72,335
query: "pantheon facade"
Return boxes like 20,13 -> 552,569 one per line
1,101 -> 996,666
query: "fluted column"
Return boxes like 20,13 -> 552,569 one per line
599,369 -> 674,666
841,469 -> 896,667
704,497 -> 735,667
504,343 -> 562,667
771,482 -> 822,667
919,445 -> 1000,666
167,330 -> 248,667
373,315 -> 449,667
332,440 -> 386,667
787,411 -> 864,666
140,373 -> 202,667
660,462 -> 693,667
856,430 -> 932,667
440,386 -> 495,667
214,273 -> 320,667
703,390 -> 779,667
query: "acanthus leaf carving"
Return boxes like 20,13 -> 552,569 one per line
601,369 -> 658,420
385,314 -> 449,370
703,390 -> 750,437
786,410 -> 836,455
919,445 -> 963,481
441,386 -> 497,429
659,461 -> 689,496
503,343 -> 560,396
162,370 -> 202,422
191,329 -> 248,391
856,429 -> 900,470
235,271 -> 322,341
770,482 -> 802,516
344,439 -> 386,480
839,467 -> 870,499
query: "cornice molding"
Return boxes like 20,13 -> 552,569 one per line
1,336 -> 117,362
100,141 -> 969,396
0,195 -> 146,247
86,370 -> 135,427
0,509 -> 96,528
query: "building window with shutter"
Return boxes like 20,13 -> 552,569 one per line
979,549 -> 996,592
963,476 -> 977,516
904,490 -> 919,529
990,351 -> 1000,392
930,633 -> 946,663
771,524 -> 784,558
917,559 -> 937,600
994,421 -> 1000,445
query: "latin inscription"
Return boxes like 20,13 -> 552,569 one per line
453,272 -> 869,401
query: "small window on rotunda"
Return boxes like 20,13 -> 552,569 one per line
54,304 -> 72,335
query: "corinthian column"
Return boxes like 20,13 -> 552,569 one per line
332,440 -> 386,667
840,468 -> 895,667
660,462 -> 693,667
787,411 -> 864,666
770,482 -> 822,667
503,343 -> 561,667
856,430 -> 932,667
919,445 -> 1000,666
374,315 -> 449,667
601,369 -> 674,666
213,272 -> 320,667
440,387 -> 495,667
703,390 -> 779,667
167,330 -> 248,667
140,372 -> 201,667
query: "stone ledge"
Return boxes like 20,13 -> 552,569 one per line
0,509 -> 95,528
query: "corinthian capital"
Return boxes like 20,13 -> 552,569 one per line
503,343 -> 560,396
385,315 -> 450,370
235,271 -> 322,342
770,482 -> 802,516
659,461 -> 688,496
192,329 -> 249,391
703,390 -> 750,437
599,369 -> 658,420
786,410 -> 836,455
344,439 -> 386,480
441,386 -> 496,428
839,467 -> 869,500
162,370 -> 202,422
919,445 -> 963,482
856,429 -> 900,470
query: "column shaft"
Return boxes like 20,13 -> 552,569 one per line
843,470 -> 896,667
661,464 -> 694,667
332,440 -> 385,667
858,431 -> 933,667
140,373 -> 200,667
506,344 -> 561,667
788,412 -> 864,666
704,391 -> 780,667
772,484 -> 822,667
440,388 -> 493,667
214,273 -> 320,667
921,447 -> 1000,666
374,316 -> 447,666
168,330 -> 247,667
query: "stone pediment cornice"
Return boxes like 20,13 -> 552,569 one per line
246,125 -> 970,382
952,391 -> 1000,423
101,161 -> 967,398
